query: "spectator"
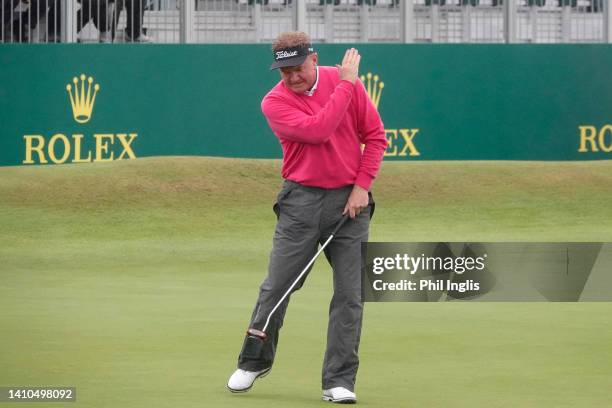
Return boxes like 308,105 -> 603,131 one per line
2,0 -> 49,42
77,0 -> 114,43
46,0 -> 60,42
124,0 -> 152,42
2,0 -> 24,41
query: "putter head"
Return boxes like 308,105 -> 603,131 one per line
242,328 -> 267,359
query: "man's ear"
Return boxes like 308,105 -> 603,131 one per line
311,53 -> 318,66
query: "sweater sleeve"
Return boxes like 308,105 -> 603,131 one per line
354,78 -> 388,191
261,80 -> 354,145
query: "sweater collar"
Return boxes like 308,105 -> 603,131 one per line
304,66 -> 319,97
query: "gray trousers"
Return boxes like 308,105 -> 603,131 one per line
237,180 -> 372,391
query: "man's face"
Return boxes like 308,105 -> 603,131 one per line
280,54 -> 318,94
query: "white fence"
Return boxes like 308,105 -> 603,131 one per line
2,0 -> 610,43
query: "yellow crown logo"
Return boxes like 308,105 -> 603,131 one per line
360,72 -> 384,110
66,74 -> 100,124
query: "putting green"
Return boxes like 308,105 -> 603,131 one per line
1,158 -> 611,407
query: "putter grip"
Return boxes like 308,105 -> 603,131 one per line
331,214 -> 350,236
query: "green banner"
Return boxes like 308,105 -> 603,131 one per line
1,44 -> 611,166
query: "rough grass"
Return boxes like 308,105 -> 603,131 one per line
1,157 -> 611,408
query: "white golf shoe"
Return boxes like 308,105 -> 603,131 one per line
322,387 -> 357,404
226,367 -> 271,393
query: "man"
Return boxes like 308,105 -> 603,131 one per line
77,0 -> 113,43
124,0 -> 152,42
227,31 -> 387,403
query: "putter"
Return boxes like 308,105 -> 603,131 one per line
241,214 -> 351,359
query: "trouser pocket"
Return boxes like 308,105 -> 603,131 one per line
272,180 -> 297,219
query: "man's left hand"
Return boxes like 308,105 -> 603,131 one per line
343,185 -> 369,219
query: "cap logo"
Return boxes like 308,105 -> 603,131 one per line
276,50 -> 299,60
270,45 -> 314,70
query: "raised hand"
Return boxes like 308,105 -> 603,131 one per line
336,48 -> 361,84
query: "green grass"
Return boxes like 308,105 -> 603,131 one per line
1,157 -> 612,408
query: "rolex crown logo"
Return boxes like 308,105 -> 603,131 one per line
66,74 -> 100,124
360,72 -> 384,110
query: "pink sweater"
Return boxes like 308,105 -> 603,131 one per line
261,66 -> 387,190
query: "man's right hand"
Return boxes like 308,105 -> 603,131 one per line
336,48 -> 361,84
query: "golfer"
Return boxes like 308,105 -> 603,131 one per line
227,31 -> 387,403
